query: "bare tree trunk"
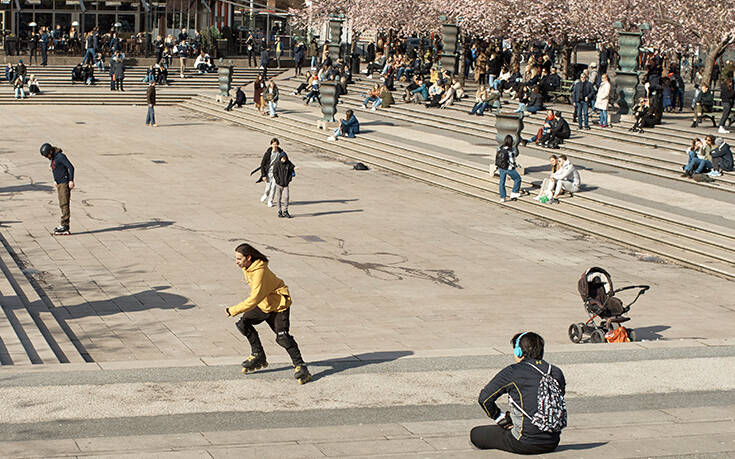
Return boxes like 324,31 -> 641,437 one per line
511,40 -> 523,67
560,44 -> 574,79
702,41 -> 728,88
458,33 -> 467,84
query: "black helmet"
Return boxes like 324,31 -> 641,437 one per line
40,143 -> 54,157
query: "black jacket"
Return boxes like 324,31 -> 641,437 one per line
551,117 -> 571,139
273,155 -> 295,187
712,143 -> 734,171
50,151 -> 75,184
479,360 -> 566,445
571,80 -> 594,103
260,146 -> 284,178
235,88 -> 246,105
528,93 -> 544,109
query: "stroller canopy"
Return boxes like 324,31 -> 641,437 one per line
578,267 -> 614,303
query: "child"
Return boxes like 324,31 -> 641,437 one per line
273,152 -> 295,218
225,243 -> 311,384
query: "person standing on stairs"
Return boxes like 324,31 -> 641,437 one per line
40,143 -> 75,236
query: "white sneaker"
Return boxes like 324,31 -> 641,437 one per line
510,192 -> 521,199
370,106 -> 377,111
366,74 -> 372,79
267,201 -> 274,207
361,105 -> 367,109
327,136 -> 336,141
260,194 -> 268,202
180,74 -> 184,78
718,126 -> 730,134
499,198 -> 506,203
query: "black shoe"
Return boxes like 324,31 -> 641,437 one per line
277,210 -> 285,218
294,364 -> 312,384
53,225 -> 70,235
283,211 -> 292,218
241,352 -> 268,374
521,139 -> 528,147
691,121 -> 698,128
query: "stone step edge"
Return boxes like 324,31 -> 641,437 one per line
0,232 -> 88,364
0,338 -> 731,374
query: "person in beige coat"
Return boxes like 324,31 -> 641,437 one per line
594,74 -> 611,127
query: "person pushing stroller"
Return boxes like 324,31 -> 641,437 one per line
225,243 -> 311,384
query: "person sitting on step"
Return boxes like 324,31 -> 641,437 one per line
328,109 -> 359,141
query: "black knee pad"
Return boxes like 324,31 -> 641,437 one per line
236,318 -> 256,337
275,331 -> 296,348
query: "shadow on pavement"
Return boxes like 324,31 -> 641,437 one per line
244,351 -> 415,382
297,209 -> 364,217
74,220 -> 174,235
0,183 -> 54,193
290,199 -> 359,206
555,441 -> 607,452
632,325 -> 671,341
60,285 -> 196,320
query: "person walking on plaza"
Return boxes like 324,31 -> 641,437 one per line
571,73 -> 594,130
273,151 -> 295,218
264,79 -> 279,118
146,81 -> 157,127
495,135 -> 522,203
293,41 -> 305,77
40,143 -> 75,236
471,332 -> 566,454
226,243 -> 311,384
257,138 -> 283,207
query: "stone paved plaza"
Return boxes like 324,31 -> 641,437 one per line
1,104 -> 734,457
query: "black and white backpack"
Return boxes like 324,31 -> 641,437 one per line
511,363 -> 567,433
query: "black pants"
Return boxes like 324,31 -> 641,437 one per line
295,58 -> 303,76
719,102 -> 732,128
115,78 -> 124,90
235,307 -> 305,366
470,426 -> 558,454
247,50 -> 255,67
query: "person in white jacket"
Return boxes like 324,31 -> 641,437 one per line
551,155 -> 581,200
594,74 -> 611,127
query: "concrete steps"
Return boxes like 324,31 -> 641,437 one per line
0,233 -> 87,365
181,95 -> 735,280
289,77 -> 735,192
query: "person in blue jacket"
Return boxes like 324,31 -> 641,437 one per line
328,110 -> 359,141
40,143 -> 75,235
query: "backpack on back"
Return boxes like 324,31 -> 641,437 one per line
511,363 -> 567,433
495,147 -> 509,170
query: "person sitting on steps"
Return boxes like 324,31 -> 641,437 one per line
691,84 -> 715,128
550,154 -> 581,202
709,137 -> 734,176
225,87 -> 247,111
328,109 -> 359,141
471,332 -> 566,454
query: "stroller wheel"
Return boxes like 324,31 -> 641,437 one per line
568,323 -> 584,343
627,328 -> 637,342
590,329 -> 606,343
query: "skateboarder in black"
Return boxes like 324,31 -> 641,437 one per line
226,243 -> 311,384
40,143 -> 75,235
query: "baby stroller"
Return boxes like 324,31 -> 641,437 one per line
568,267 -> 649,343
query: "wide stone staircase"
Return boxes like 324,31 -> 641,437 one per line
0,64 -> 273,105
0,232 -> 88,365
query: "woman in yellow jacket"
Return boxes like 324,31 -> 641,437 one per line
226,243 -> 311,384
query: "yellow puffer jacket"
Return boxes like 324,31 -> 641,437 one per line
227,260 -> 292,316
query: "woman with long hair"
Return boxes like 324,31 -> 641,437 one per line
226,243 -> 311,384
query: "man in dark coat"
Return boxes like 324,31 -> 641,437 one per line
272,152 -> 295,218
571,73 -> 594,129
542,111 -> 571,149
260,47 -> 270,78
